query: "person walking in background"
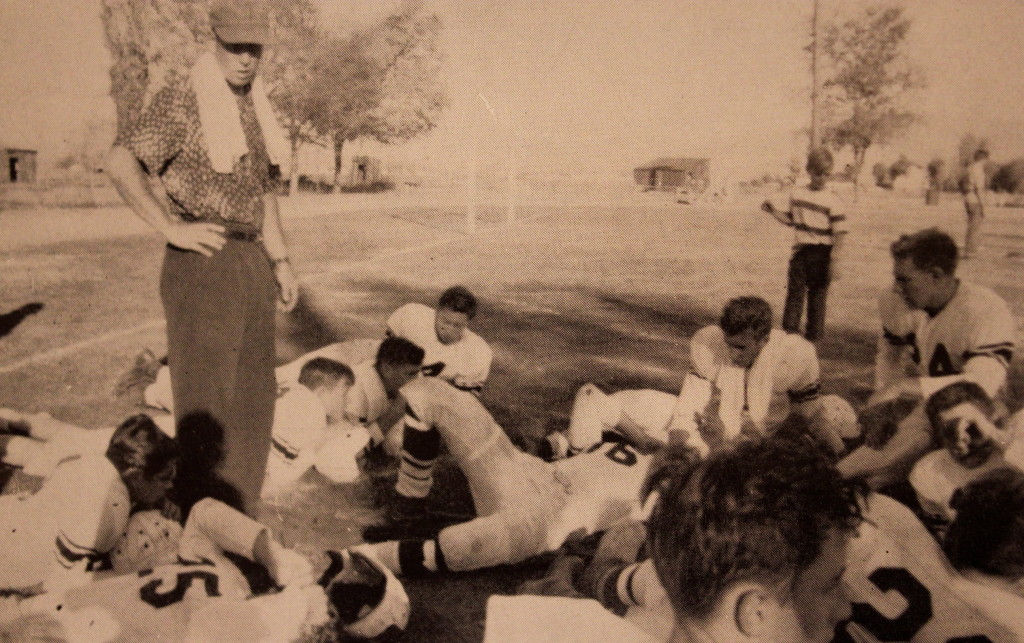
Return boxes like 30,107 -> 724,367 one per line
104,0 -> 297,518
963,148 -> 989,259
762,147 -> 848,341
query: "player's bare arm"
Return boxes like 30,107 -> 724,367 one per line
761,199 -> 793,226
839,405 -> 933,489
260,192 -> 298,312
104,146 -> 226,256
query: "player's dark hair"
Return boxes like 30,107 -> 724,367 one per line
648,436 -> 863,621
719,296 -> 772,339
925,381 -> 996,445
376,335 -> 425,368
945,467 -> 1024,579
974,149 -> 990,162
106,414 -> 177,477
806,147 -> 834,177
890,228 -> 958,274
438,286 -> 478,320
298,357 -> 355,391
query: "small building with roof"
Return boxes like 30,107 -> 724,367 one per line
634,157 -> 710,192
2,146 -> 38,184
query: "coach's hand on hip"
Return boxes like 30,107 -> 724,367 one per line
274,259 -> 299,312
164,220 -> 227,257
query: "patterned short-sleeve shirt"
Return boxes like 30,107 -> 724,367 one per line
115,79 -> 276,226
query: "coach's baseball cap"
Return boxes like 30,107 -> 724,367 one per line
210,0 -> 270,45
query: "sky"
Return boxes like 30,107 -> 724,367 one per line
1,0 -> 1023,181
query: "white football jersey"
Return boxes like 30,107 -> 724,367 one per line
675,326 -> 820,439
345,360 -> 391,427
879,282 -> 1014,398
264,383 -> 328,490
839,494 -> 1024,642
387,303 -> 492,392
19,561 -> 323,643
484,595 -> 659,643
0,455 -> 131,591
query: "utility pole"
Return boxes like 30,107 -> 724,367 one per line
809,0 -> 820,151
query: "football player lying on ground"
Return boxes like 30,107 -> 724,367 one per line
386,285 -> 493,395
0,497 -> 410,642
839,228 -> 1015,489
119,337 -> 424,486
355,376 -> 712,577
517,432 -> 1024,642
0,407 -> 173,477
542,296 -> 859,461
0,415 -> 176,592
909,381 -> 1024,523
489,435 -> 865,643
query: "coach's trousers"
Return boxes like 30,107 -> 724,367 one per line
783,243 -> 832,341
161,238 -> 276,519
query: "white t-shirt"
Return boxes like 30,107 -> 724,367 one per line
673,326 -> 820,440
387,303 -> 492,392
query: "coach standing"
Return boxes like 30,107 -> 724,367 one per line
105,0 -> 297,518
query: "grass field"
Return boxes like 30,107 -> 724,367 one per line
3,186 -> 1024,641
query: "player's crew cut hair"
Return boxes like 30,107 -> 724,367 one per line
945,467 -> 1024,579
106,414 -> 178,477
719,296 -> 772,339
891,227 -> 958,275
298,357 -> 355,390
377,336 -> 426,368
438,286 -> 478,319
648,436 -> 863,621
924,381 -> 997,437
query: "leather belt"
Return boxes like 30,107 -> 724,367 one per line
224,228 -> 261,242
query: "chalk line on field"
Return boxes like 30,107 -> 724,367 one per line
0,211 -> 552,375
0,319 -> 166,376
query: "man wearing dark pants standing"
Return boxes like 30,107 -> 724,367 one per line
105,0 -> 297,518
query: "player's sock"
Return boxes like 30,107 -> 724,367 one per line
593,561 -> 645,614
395,539 -> 447,577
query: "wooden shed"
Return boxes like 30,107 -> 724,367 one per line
634,157 -> 710,192
350,155 -> 382,186
2,147 -> 37,184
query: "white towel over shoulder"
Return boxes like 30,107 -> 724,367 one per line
190,51 -> 289,174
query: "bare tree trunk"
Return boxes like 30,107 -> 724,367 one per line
852,146 -> 868,202
288,139 -> 300,195
332,135 -> 344,193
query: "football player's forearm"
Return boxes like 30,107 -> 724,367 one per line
838,421 -> 931,487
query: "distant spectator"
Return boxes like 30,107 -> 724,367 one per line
762,147 -> 848,341
963,148 -> 990,259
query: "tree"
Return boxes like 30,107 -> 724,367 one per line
323,0 -> 447,188
101,0 -> 207,140
260,0 -> 333,193
820,5 -> 923,191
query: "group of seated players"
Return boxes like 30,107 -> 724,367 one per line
3,228 -> 1024,642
